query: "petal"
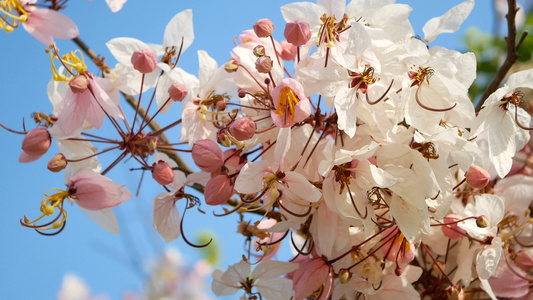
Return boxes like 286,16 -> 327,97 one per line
106,37 -> 150,65
22,8 -> 79,45
152,193 -> 181,242
163,9 -> 194,52
78,207 -> 120,234
422,0 -> 474,43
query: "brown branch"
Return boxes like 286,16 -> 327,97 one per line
475,0 -> 528,112
71,36 -> 263,215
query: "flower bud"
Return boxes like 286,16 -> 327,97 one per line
284,19 -> 311,47
476,215 -> 488,228
441,214 -> 466,239
280,41 -> 297,61
168,83 -> 188,102
131,48 -> 158,74
253,18 -> 274,38
446,285 -> 464,300
19,128 -> 51,163
191,139 -> 224,172
229,117 -> 256,141
225,58 -> 239,73
47,153 -> 67,172
253,45 -> 266,57
151,160 -> 174,186
69,75 -> 88,94
255,56 -> 273,73
515,251 -> 533,271
465,165 -> 490,189
394,266 -> 403,276
338,269 -> 352,284
217,131 -> 232,148
205,173 -> 234,205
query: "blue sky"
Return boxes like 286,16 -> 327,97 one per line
0,0 -> 493,299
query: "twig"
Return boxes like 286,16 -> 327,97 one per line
475,0 -> 528,112
71,36 -> 264,215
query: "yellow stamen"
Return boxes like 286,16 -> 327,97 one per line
21,188 -> 71,231
46,44 -> 87,82
0,0 -> 28,32
274,86 -> 300,121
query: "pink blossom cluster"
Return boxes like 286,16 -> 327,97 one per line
5,0 -> 533,299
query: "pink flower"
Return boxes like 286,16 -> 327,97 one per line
293,257 -> 333,300
21,1 -> 79,46
54,72 -> 122,137
68,170 -> 132,211
270,78 -> 311,128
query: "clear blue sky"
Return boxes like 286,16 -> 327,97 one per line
0,0 -> 493,299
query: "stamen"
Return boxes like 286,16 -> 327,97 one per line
0,0 -> 28,32
46,44 -> 87,82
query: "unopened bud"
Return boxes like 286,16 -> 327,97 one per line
338,269 -> 352,284
217,131 -> 233,148
205,173 -> 234,206
446,285 -> 464,300
465,165 -> 490,189
151,160 -> 174,186
476,215 -> 488,228
394,266 -> 403,276
515,251 -> 533,271
284,19 -> 311,47
253,18 -> 274,38
255,56 -> 273,73
69,75 -> 88,93
191,139 -> 224,172
47,153 -> 67,172
19,128 -> 51,163
225,58 -> 239,73
229,117 -> 256,141
280,41 -> 297,61
441,214 -> 466,239
168,83 -> 188,102
253,45 -> 266,57
131,48 -> 158,74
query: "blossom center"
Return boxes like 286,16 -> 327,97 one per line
274,86 -> 300,121
316,13 -> 349,48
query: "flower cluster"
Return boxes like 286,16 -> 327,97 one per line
4,0 -> 533,299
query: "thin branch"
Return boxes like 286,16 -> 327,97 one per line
475,0 -> 528,112
71,36 -> 265,215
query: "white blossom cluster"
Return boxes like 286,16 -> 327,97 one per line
6,0 -> 533,299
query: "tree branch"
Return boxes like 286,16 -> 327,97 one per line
475,0 -> 528,112
71,37 -> 262,215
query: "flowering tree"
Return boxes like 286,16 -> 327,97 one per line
2,0 -> 533,299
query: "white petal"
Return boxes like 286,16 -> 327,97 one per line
252,261 -> 299,280
106,37 -> 149,65
422,0 -> 474,43
163,9 -> 194,52
79,207 -> 120,234
152,193 -> 181,242
476,237 -> 502,280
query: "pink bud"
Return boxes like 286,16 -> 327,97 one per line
19,128 -> 51,163
69,75 -> 88,94
131,48 -> 158,74
205,173 -> 234,205
47,153 -> 67,172
441,214 -> 466,239
225,58 -> 239,73
253,18 -> 274,38
515,251 -> 533,271
230,117 -> 256,141
168,83 -> 188,102
476,215 -> 488,228
280,41 -> 297,61
284,19 -> 311,47
465,165 -> 490,189
68,170 -> 132,211
191,139 -> 224,172
255,56 -> 273,73
152,160 -> 174,186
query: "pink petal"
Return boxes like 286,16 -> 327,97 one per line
22,8 -> 78,45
